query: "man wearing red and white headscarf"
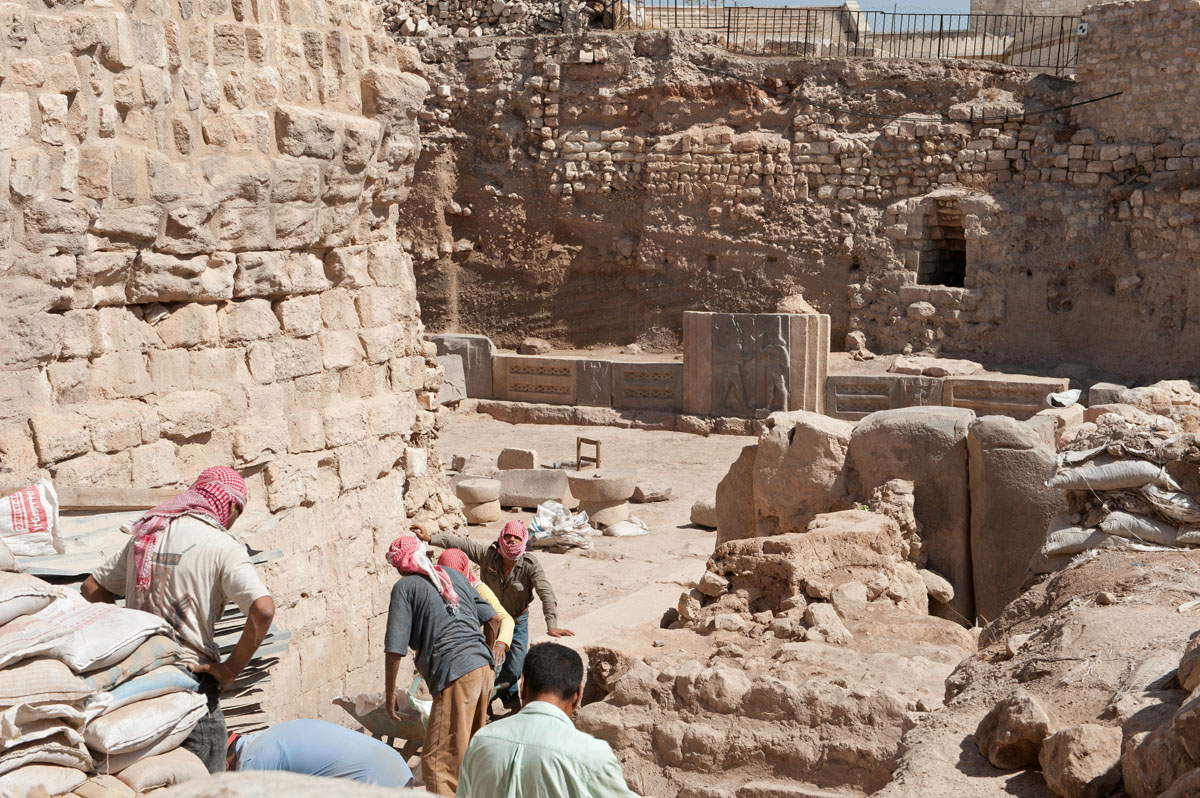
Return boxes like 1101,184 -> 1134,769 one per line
383,534 -> 499,797
417,519 -> 575,714
82,467 -> 275,774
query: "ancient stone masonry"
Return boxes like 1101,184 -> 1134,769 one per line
403,0 -> 1200,381
0,0 -> 463,722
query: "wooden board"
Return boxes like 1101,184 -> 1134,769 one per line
56,487 -> 179,511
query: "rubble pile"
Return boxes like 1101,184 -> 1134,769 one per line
376,0 -> 566,40
1031,382 -> 1200,575
0,562 -> 209,795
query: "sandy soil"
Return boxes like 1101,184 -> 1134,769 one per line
435,412 -> 753,645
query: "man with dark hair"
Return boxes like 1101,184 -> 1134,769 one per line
456,642 -> 638,798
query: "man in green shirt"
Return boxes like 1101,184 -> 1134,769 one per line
456,643 -> 639,798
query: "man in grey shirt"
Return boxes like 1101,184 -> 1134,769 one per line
384,535 -> 499,797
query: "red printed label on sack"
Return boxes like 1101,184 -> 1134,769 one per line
7,486 -> 49,535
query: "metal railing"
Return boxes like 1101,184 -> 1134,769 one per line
599,4 -> 1081,76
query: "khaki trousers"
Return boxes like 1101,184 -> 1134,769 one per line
422,664 -> 492,797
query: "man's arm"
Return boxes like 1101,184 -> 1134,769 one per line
529,558 -> 574,638
483,615 -> 501,662
80,575 -> 117,604
430,532 -> 490,564
193,595 -> 275,691
384,651 -> 404,721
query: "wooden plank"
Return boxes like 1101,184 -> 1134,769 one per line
56,487 -> 179,511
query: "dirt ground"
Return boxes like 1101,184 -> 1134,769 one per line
434,411 -> 754,646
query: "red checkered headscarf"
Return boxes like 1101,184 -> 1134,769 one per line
498,520 -> 527,561
437,548 -> 479,587
387,536 -> 460,610
131,467 -> 248,594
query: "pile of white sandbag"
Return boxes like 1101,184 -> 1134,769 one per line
0,543 -> 210,796
1032,408 -> 1200,574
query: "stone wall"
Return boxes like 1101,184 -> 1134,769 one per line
406,0 -> 1200,382
0,0 -> 462,722
969,0 -> 1091,18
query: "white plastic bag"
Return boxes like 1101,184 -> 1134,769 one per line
1,481 -> 62,557
604,518 -> 649,537
527,501 -> 595,551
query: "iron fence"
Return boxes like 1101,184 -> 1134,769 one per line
600,4 -> 1081,76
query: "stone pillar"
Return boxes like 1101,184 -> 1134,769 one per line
682,311 -> 830,418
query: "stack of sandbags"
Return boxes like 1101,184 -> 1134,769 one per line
0,572 -> 208,796
1032,409 -> 1200,574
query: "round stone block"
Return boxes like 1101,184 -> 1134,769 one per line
464,499 -> 501,524
579,499 -> 630,528
567,469 -> 637,503
457,478 -> 501,504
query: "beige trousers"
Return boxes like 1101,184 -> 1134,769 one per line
421,664 -> 492,797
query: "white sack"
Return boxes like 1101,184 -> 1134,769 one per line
0,481 -> 63,557
0,732 -> 92,777
36,593 -> 169,673
116,747 -> 208,792
1047,459 -> 1175,492
0,539 -> 18,573
85,691 -> 206,756
0,573 -> 63,627
0,703 -> 85,750
0,763 -> 88,797
1099,511 -> 1180,546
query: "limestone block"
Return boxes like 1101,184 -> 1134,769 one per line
942,375 -> 1069,420
47,360 -> 90,405
632,484 -> 671,503
1088,382 -> 1126,406
1179,636 -> 1200,693
497,448 -> 539,471
437,354 -> 466,405
288,410 -> 326,453
276,295 -> 323,337
156,390 -> 224,439
682,311 -> 712,415
498,469 -> 570,509
52,450 -> 132,489
131,252 -> 236,303
322,402 -> 367,448
804,602 -> 852,644
130,439 -> 181,488
321,330 -> 365,370
849,407 -> 974,621
272,338 -> 324,380
752,411 -> 852,539
218,298 -> 280,344
1171,690 -> 1200,763
567,469 -> 636,502
150,304 -> 218,349
275,105 -> 340,159
1123,728 -> 1198,798
919,569 -> 954,604
974,690 -> 1055,769
611,362 -> 682,413
493,355 -> 576,405
579,500 -> 629,527
715,444 -> 756,545
264,459 -> 318,512
342,118 -> 382,169
430,334 -> 495,399
324,246 -> 371,289
233,418 -> 287,466
824,374 -> 944,421
464,500 -> 501,524
690,499 -> 718,529
1039,725 -> 1123,798
456,479 -> 501,504
89,351 -> 154,399
90,206 -> 163,244
967,416 -> 1066,623
28,410 -> 90,464
360,68 -> 429,119
85,401 -> 158,452
830,582 -> 868,620
23,198 -> 90,254
1162,770 -> 1200,798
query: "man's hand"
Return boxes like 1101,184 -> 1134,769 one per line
410,522 -> 432,543
492,641 -> 508,667
385,688 -> 401,722
546,627 -> 575,638
191,661 -> 238,692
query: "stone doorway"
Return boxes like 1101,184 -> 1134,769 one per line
918,198 -> 967,287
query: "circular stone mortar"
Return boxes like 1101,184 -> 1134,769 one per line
567,469 -> 637,503
464,499 -> 501,524
457,478 -> 502,504
578,499 -> 630,528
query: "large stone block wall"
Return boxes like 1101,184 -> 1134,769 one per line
405,0 -> 1200,382
0,0 -> 462,722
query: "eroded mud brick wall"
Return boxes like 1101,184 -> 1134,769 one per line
405,0 -> 1200,381
0,0 -> 464,720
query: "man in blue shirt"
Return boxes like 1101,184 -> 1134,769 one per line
226,719 -> 413,786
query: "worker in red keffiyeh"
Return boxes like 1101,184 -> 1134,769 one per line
416,517 -> 574,715
81,467 -> 275,775
382,533 -> 500,796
